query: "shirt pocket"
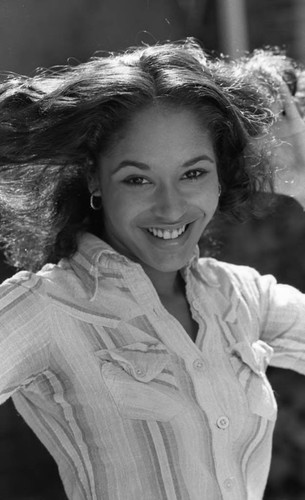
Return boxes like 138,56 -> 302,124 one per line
95,341 -> 186,422
228,340 -> 277,421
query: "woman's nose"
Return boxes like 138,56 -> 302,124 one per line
153,184 -> 186,220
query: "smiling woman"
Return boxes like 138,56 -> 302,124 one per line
0,39 -> 272,273
1,39 -> 305,500
89,106 -> 219,279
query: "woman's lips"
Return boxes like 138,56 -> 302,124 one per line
146,224 -> 188,240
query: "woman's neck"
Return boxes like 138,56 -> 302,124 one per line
141,265 -> 185,299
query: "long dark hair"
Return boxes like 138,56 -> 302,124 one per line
0,39 -> 274,271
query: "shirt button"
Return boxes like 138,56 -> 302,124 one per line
223,477 -> 235,490
216,416 -> 230,429
193,358 -> 204,370
135,368 -> 144,377
192,300 -> 200,311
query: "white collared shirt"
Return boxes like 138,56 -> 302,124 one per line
0,232 -> 305,500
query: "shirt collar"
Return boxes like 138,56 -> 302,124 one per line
69,232 -> 219,295
75,232 -> 132,273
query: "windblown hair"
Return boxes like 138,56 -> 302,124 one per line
0,38 -> 275,271
234,47 -> 305,115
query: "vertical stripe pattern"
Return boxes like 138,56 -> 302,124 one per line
0,232 -> 305,499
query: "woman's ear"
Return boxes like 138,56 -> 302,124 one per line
85,158 -> 101,194
88,181 -> 99,196
86,171 -> 100,196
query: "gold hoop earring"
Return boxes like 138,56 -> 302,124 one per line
218,184 -> 222,197
90,193 -> 102,211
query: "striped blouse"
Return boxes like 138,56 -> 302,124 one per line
1,232 -> 305,500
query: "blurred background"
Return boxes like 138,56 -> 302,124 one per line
0,0 -> 305,499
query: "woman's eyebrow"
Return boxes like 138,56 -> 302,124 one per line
112,160 -> 150,174
182,155 -> 215,167
112,155 -> 214,175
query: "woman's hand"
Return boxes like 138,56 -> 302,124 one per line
269,82 -> 305,207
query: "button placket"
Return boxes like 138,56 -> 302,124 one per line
188,353 -> 238,497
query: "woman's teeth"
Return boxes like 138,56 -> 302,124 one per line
147,225 -> 187,240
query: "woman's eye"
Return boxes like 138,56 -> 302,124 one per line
182,169 -> 206,180
123,177 -> 150,186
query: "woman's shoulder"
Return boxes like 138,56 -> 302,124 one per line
196,256 -> 277,295
37,261 -> 92,302
0,260 -> 86,303
1,269 -> 47,297
197,256 -> 264,280
0,269 -> 50,327
0,260 -> 91,325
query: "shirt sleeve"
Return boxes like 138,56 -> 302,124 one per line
254,273 -> 305,373
0,271 -> 51,404
226,262 -> 305,374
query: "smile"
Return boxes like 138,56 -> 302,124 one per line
147,224 -> 187,240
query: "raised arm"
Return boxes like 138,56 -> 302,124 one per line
268,81 -> 305,207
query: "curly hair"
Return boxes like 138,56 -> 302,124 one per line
0,38 -> 274,271
233,46 -> 305,114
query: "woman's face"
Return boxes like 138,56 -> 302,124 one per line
93,106 -> 219,274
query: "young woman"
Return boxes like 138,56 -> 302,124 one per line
0,40 -> 305,500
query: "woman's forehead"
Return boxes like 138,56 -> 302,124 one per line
97,106 -> 216,177
105,106 -> 213,156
